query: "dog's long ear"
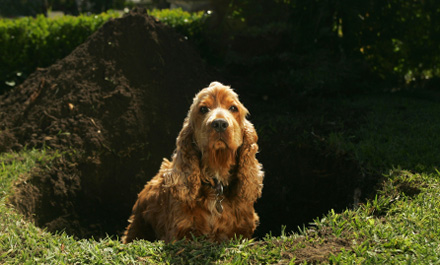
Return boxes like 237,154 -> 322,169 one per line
236,120 -> 264,203
169,118 -> 201,203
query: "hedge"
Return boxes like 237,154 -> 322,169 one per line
0,12 -> 120,93
148,8 -> 206,38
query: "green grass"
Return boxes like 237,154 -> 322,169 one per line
0,148 -> 62,195
327,169 -> 440,263
1,90 -> 440,264
327,91 -> 440,173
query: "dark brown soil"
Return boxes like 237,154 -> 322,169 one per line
0,11 -> 365,263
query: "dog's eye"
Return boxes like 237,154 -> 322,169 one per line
199,106 -> 209,114
229,105 -> 238,112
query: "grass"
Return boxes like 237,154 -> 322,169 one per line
327,169 -> 440,263
327,91 -> 440,173
1,89 -> 440,264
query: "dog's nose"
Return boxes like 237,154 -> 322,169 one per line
211,118 -> 229,132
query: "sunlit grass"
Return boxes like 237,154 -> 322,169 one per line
327,170 -> 440,263
0,148 -> 62,196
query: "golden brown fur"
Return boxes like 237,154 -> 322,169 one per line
122,82 -> 264,243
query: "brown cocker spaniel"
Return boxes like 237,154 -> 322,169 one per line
122,82 -> 264,243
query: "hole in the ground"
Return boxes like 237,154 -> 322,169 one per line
10,141 -> 368,240
254,144 -> 365,238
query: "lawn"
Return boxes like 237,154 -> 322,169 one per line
1,89 -> 440,264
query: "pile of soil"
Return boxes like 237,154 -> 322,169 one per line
0,10 -> 212,238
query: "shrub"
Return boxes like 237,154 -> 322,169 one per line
0,12 -> 119,94
148,8 -> 209,47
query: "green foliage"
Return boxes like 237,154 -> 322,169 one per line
148,8 -> 208,42
352,1 -> 440,84
205,0 -> 440,95
0,11 -> 119,94
149,8 -> 204,30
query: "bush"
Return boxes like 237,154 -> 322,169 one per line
148,8 -> 208,46
229,0 -> 440,88
0,12 -> 119,94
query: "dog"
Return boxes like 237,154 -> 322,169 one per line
122,81 -> 264,243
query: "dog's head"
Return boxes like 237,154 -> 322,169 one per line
172,81 -> 262,201
187,82 -> 249,179
190,82 -> 248,152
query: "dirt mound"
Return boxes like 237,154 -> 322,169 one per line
0,10 -> 212,238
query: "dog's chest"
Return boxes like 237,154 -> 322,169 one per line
199,185 -> 229,230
